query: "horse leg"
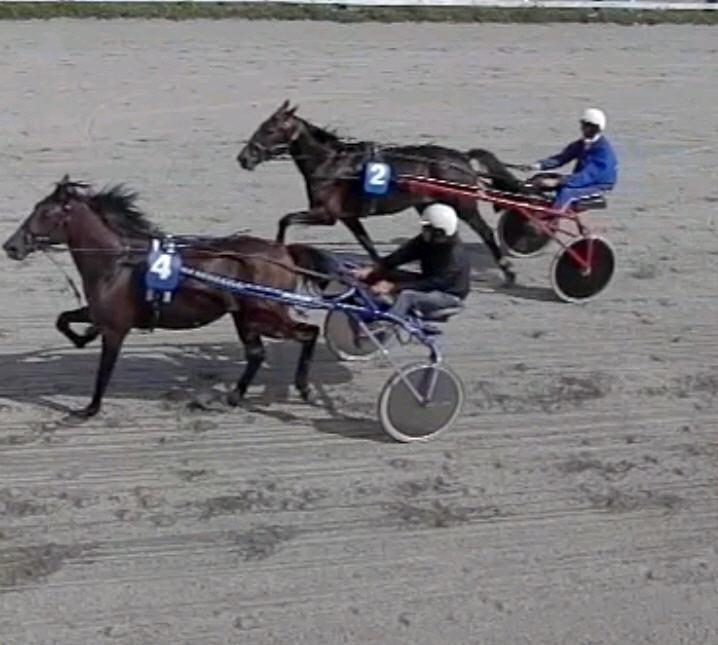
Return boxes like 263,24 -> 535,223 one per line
341,218 -> 380,261
56,306 -> 100,348
72,328 -> 127,418
276,209 -> 335,244
292,322 -> 320,402
458,203 -> 516,285
228,315 -> 266,406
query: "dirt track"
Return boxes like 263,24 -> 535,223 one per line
1,20 -> 717,645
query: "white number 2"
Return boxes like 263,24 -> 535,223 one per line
150,254 -> 172,280
368,163 -> 389,185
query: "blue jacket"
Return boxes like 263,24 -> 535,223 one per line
539,136 -> 618,189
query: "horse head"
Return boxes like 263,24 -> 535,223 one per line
3,175 -> 87,260
237,99 -> 301,170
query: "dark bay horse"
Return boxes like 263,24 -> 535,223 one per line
2,176 -> 332,417
237,100 -> 523,284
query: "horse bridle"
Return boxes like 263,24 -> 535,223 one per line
21,203 -> 74,251
247,139 -> 290,162
247,116 -> 309,162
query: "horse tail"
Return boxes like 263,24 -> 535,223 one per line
466,148 -> 524,193
286,243 -> 342,292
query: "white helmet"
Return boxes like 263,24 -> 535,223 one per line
421,203 -> 458,236
581,108 -> 607,131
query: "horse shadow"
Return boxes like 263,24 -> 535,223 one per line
0,339 -> 392,443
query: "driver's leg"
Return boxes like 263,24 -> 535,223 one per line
552,185 -> 601,211
389,290 -> 461,319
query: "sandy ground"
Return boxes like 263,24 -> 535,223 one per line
1,20 -> 717,645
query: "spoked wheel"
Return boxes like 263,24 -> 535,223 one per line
378,362 -> 464,443
324,310 -> 391,361
497,208 -> 552,258
550,236 -> 616,303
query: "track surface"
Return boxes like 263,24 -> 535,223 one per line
1,21 -> 717,645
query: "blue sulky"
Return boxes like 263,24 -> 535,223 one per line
141,237 -> 438,341
179,262 -> 440,345
136,238 -> 463,443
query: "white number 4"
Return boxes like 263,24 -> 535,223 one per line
150,254 -> 172,280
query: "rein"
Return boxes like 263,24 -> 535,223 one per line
42,249 -> 84,306
198,249 -> 352,287
265,144 -> 508,187
37,241 -> 355,291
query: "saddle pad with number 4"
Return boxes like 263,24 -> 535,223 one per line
145,239 -> 183,294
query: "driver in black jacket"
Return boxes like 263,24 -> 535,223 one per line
353,203 -> 470,319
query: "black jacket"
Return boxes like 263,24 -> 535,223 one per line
379,233 -> 471,299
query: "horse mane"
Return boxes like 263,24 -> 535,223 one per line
90,185 -> 163,238
58,180 -> 163,238
299,118 -> 379,158
299,118 -> 343,146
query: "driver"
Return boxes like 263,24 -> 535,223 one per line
352,203 -> 470,319
524,108 -> 618,211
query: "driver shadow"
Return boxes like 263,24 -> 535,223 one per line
498,283 -> 559,303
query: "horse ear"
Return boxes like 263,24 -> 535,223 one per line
287,104 -> 299,116
56,174 -> 77,202
279,99 -> 290,112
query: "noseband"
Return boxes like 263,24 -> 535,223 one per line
247,139 -> 290,161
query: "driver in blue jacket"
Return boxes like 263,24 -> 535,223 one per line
525,108 -> 618,211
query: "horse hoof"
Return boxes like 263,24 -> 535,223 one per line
71,405 -> 98,419
297,385 -> 313,403
499,259 -> 516,286
227,389 -> 245,407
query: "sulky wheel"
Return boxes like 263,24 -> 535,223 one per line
550,236 -> 616,303
324,310 -> 387,361
497,208 -> 552,258
377,362 -> 464,443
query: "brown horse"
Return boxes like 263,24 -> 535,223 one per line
237,100 -> 523,284
2,176 -> 331,418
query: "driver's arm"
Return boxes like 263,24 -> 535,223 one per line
377,235 -> 422,271
538,140 -> 583,170
398,268 -> 460,293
